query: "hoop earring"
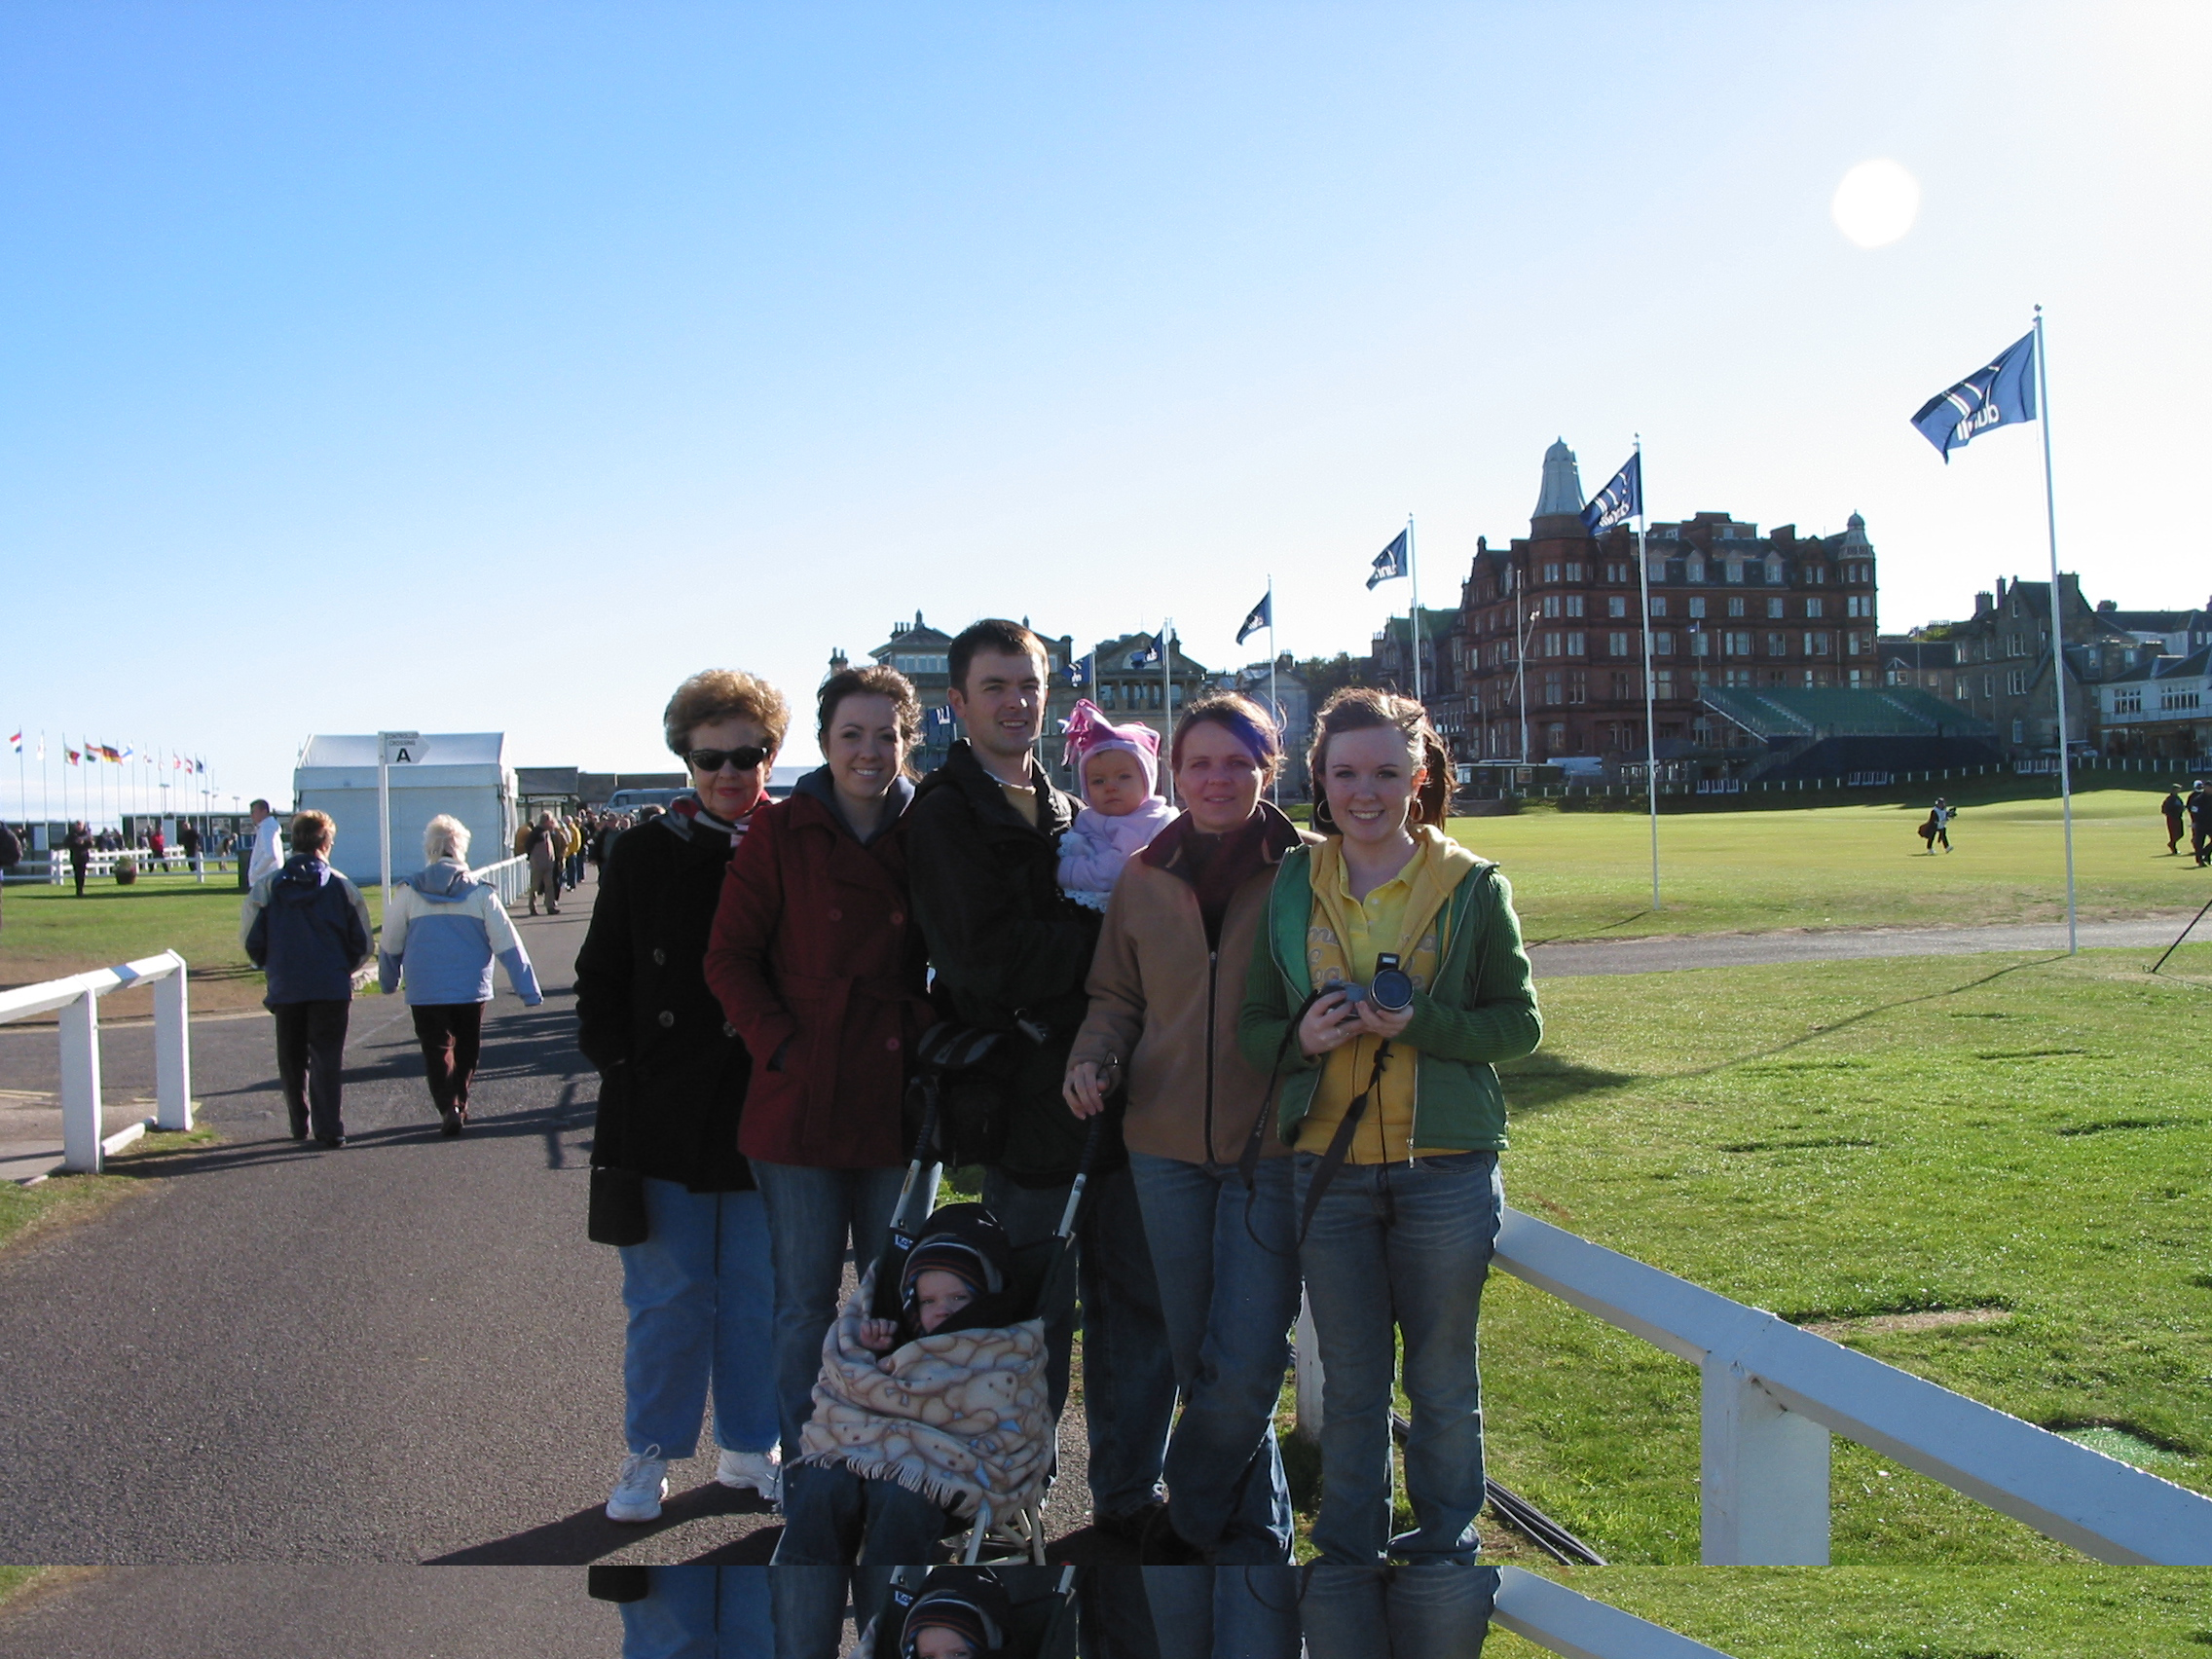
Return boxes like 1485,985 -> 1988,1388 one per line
1312,794 -> 1339,831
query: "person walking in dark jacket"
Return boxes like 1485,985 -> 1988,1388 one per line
574,669 -> 786,1523
241,810 -> 374,1146
903,618 -> 1176,1541
65,822 -> 92,897
704,663 -> 937,1478
2190,782 -> 2212,867
2163,786 -> 2188,855
527,812 -> 565,915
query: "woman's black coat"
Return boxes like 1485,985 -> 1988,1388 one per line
574,804 -> 754,1193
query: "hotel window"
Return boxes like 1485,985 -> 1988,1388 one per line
1542,631 -> 1562,657
1567,632 -> 1587,656
2007,669 -> 2026,696
1805,632 -> 1832,656
1848,668 -> 1866,687
1691,633 -> 1712,658
1653,669 -> 1676,699
1608,631 -> 1632,657
1955,681 -> 1972,702
1566,595 -> 1586,618
1725,668 -> 1752,687
1686,558 -> 1706,582
1727,597 -> 1747,617
1649,596 -> 1668,617
1982,674 -> 1993,699
2113,689 -> 2142,715
1548,721 -> 1567,749
1765,558 -> 1785,583
1611,671 -> 1633,700
1543,673 -> 1564,706
1604,562 -> 1630,582
1805,597 -> 1825,619
1766,632 -> 1787,656
1566,562 -> 1584,581
1567,672 -> 1588,705
1542,563 -> 1561,583
1542,596 -> 1563,618
1723,631 -> 1752,656
1768,598 -> 1785,619
1846,595 -> 1873,618
1688,597 -> 1708,618
1608,595 -> 1628,618
1652,631 -> 1674,655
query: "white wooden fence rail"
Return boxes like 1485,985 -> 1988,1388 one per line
1492,1568 -> 1735,1659
468,853 -> 531,907
0,951 -> 193,1173
1294,1205 -> 2212,1566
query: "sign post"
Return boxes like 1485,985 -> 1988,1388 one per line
377,732 -> 425,911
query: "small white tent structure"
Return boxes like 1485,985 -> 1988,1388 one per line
293,733 -> 519,887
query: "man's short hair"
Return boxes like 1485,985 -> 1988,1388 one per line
290,810 -> 335,855
249,797 -> 271,813
661,669 -> 792,758
948,620 -> 1048,695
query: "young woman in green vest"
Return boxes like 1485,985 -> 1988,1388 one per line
1240,687 -> 1541,1569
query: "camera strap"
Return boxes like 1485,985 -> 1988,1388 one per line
1291,1038 -> 1393,1250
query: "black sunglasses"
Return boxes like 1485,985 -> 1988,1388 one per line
686,746 -> 770,774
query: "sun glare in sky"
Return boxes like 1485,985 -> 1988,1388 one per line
1830,157 -> 1923,248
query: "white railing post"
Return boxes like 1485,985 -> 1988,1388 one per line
59,987 -> 105,1175
1293,1290 -> 1325,1440
1700,1355 -> 1830,1564
153,954 -> 194,1132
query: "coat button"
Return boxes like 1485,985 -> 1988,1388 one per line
658,1010 -> 676,1028
828,907 -> 842,923
724,1022 -> 738,1039
651,948 -> 666,965
885,1037 -> 901,1052
889,910 -> 904,926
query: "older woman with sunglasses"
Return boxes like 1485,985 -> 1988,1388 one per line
575,669 -> 789,1524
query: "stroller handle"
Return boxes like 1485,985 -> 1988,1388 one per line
1054,1112 -> 1109,1240
892,1092 -> 942,1236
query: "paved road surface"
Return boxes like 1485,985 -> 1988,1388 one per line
0,1568 -> 610,1659
0,882 -> 1109,1567
1529,913 -> 2191,977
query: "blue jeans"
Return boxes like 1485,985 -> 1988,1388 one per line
768,1566 -> 895,1659
1143,1567 -> 1302,1659
619,1180 -> 778,1459
1300,1567 -> 1497,1659
618,1567 -> 773,1659
982,1161 -> 1178,1518
750,1159 -> 923,1459
1296,1151 -> 1502,1565
772,1461 -> 950,1567
1127,1152 -> 1300,1561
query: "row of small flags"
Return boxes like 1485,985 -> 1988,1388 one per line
7,732 -> 206,771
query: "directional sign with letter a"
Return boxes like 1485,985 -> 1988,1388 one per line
380,731 -> 426,765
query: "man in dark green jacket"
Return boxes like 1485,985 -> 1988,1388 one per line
903,618 -> 1176,1543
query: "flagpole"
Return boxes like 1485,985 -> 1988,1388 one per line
1408,514 -> 1422,706
1268,576 -> 1280,805
2034,306 -> 2078,954
1627,437 -> 1661,910
1161,619 -> 1176,808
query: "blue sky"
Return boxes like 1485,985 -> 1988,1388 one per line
5,2 -> 2207,811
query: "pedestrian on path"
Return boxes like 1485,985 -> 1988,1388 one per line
378,814 -> 544,1136
1065,692 -> 1312,1568
575,668 -> 786,1524
2163,786 -> 2188,855
179,820 -> 203,877
2190,782 -> 2212,867
64,821 -> 91,897
246,798 -> 284,887
704,663 -> 935,1482
1242,688 -> 1541,1566
527,812 -> 565,915
241,809 -> 373,1147
0,820 -> 20,939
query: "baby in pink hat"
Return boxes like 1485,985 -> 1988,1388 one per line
1056,699 -> 1174,911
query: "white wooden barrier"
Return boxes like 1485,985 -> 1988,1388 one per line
45,850 -> 240,883
469,853 -> 531,908
0,951 -> 194,1173
1293,1205 -> 2212,1566
1492,1568 -> 1735,1659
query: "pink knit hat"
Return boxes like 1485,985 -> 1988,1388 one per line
1060,699 -> 1160,794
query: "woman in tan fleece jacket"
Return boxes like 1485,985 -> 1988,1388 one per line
1065,692 -> 1316,1585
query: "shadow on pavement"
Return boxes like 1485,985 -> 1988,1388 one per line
425,1481 -> 778,1564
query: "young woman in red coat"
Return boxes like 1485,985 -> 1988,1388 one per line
704,663 -> 937,1468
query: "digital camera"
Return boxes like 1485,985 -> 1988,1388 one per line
1337,952 -> 1415,1014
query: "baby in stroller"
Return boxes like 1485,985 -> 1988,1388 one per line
775,1201 -> 1061,1567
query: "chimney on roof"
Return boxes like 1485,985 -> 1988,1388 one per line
1975,591 -> 1993,615
1532,438 -> 1586,522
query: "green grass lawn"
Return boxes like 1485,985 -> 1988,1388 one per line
0,873 -> 384,1015
1463,947 -> 2210,1565
1449,781 -> 2203,941
1485,1567 -> 2212,1659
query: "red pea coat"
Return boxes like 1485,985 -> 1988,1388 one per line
704,779 -> 935,1168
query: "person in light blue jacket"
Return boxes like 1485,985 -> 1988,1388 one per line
379,814 -> 543,1136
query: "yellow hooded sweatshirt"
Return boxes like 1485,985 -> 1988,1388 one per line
1298,824 -> 1485,1162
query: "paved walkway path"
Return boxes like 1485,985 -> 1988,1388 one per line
1529,913 -> 2193,977
0,881 -> 1111,1567
0,1568 -> 608,1658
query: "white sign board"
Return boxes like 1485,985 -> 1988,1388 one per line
381,731 -> 427,765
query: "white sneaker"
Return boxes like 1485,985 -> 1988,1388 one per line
607,1446 -> 669,1523
716,1446 -> 782,1502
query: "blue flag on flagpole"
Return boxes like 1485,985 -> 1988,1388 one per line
1366,530 -> 1409,590
1067,651 -> 1090,689
1911,331 -> 2038,461
1126,633 -> 1162,670
926,706 -> 957,739
1580,453 -> 1641,535
1236,592 -> 1272,645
